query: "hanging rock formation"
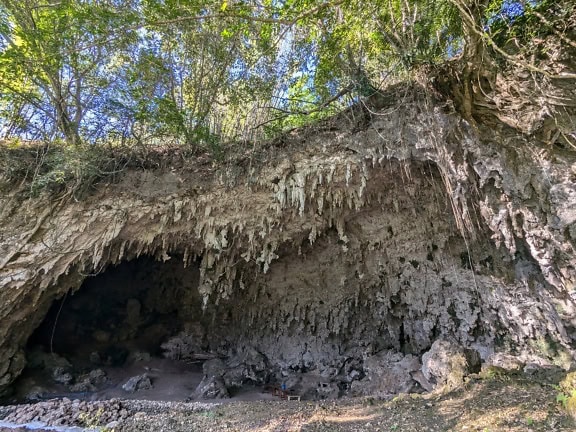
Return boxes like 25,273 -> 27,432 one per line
0,84 -> 575,397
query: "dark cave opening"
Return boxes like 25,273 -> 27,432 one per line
28,256 -> 202,364
16,256 -> 213,403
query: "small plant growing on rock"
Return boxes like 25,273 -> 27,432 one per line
556,372 -> 576,421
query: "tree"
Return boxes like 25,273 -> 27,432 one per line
0,0 -> 138,143
0,0 -> 573,147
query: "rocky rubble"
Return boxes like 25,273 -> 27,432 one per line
1,398 -> 129,429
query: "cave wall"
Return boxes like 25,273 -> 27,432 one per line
193,168 -> 570,376
0,85 -> 575,395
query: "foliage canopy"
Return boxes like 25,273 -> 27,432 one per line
0,0 -> 573,151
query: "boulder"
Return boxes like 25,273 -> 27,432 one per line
69,380 -> 96,392
88,368 -> 107,384
350,351 -> 421,397
69,368 -> 107,392
51,366 -> 73,385
24,385 -> 48,401
193,375 -> 229,399
122,374 -> 152,393
203,358 -> 227,378
486,352 -> 524,371
224,346 -> 269,387
421,340 -> 481,388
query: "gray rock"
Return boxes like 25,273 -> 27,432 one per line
223,346 -> 269,387
193,375 -> 229,399
202,358 -> 227,378
122,374 -> 153,393
88,368 -> 107,384
316,381 -> 339,400
486,352 -> 524,371
51,366 -> 73,385
350,351 -> 421,397
411,370 -> 433,392
422,340 -> 481,388
69,379 -> 96,392
24,385 -> 47,401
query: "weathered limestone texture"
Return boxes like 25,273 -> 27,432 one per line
0,85 -> 575,395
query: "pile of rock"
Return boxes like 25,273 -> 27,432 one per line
2,398 -> 129,429
122,374 -> 153,393
69,368 -> 108,392
191,347 -> 270,400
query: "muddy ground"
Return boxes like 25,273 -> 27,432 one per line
1,371 -> 575,432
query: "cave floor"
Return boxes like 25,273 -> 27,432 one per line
10,356 -> 278,404
2,373 -> 574,432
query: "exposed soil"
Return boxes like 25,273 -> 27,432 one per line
119,374 -> 576,431
1,372 -> 575,432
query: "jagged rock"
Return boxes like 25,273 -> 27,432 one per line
411,370 -> 433,392
69,380 -> 96,392
223,347 -> 269,387
122,374 -> 153,393
70,368 -> 107,391
24,385 -> 48,401
89,368 -> 107,384
486,353 -> 525,371
422,340 -> 481,388
70,369 -> 108,393
316,381 -> 339,400
350,352 -> 421,397
161,332 -> 204,361
51,366 -> 73,385
202,358 -> 227,378
193,376 -> 229,399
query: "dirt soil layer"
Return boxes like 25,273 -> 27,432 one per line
0,374 -> 575,432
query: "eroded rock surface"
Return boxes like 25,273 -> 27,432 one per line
0,84 -> 575,396
422,340 -> 481,388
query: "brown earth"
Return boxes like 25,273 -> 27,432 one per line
1,371 -> 573,432
117,374 -> 576,432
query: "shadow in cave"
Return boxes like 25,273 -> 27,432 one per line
30,256 -> 199,363
14,256 -> 216,403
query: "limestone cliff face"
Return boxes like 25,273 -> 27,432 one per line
0,85 -> 575,395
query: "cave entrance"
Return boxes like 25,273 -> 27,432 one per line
19,256 -> 213,402
29,256 -> 201,363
